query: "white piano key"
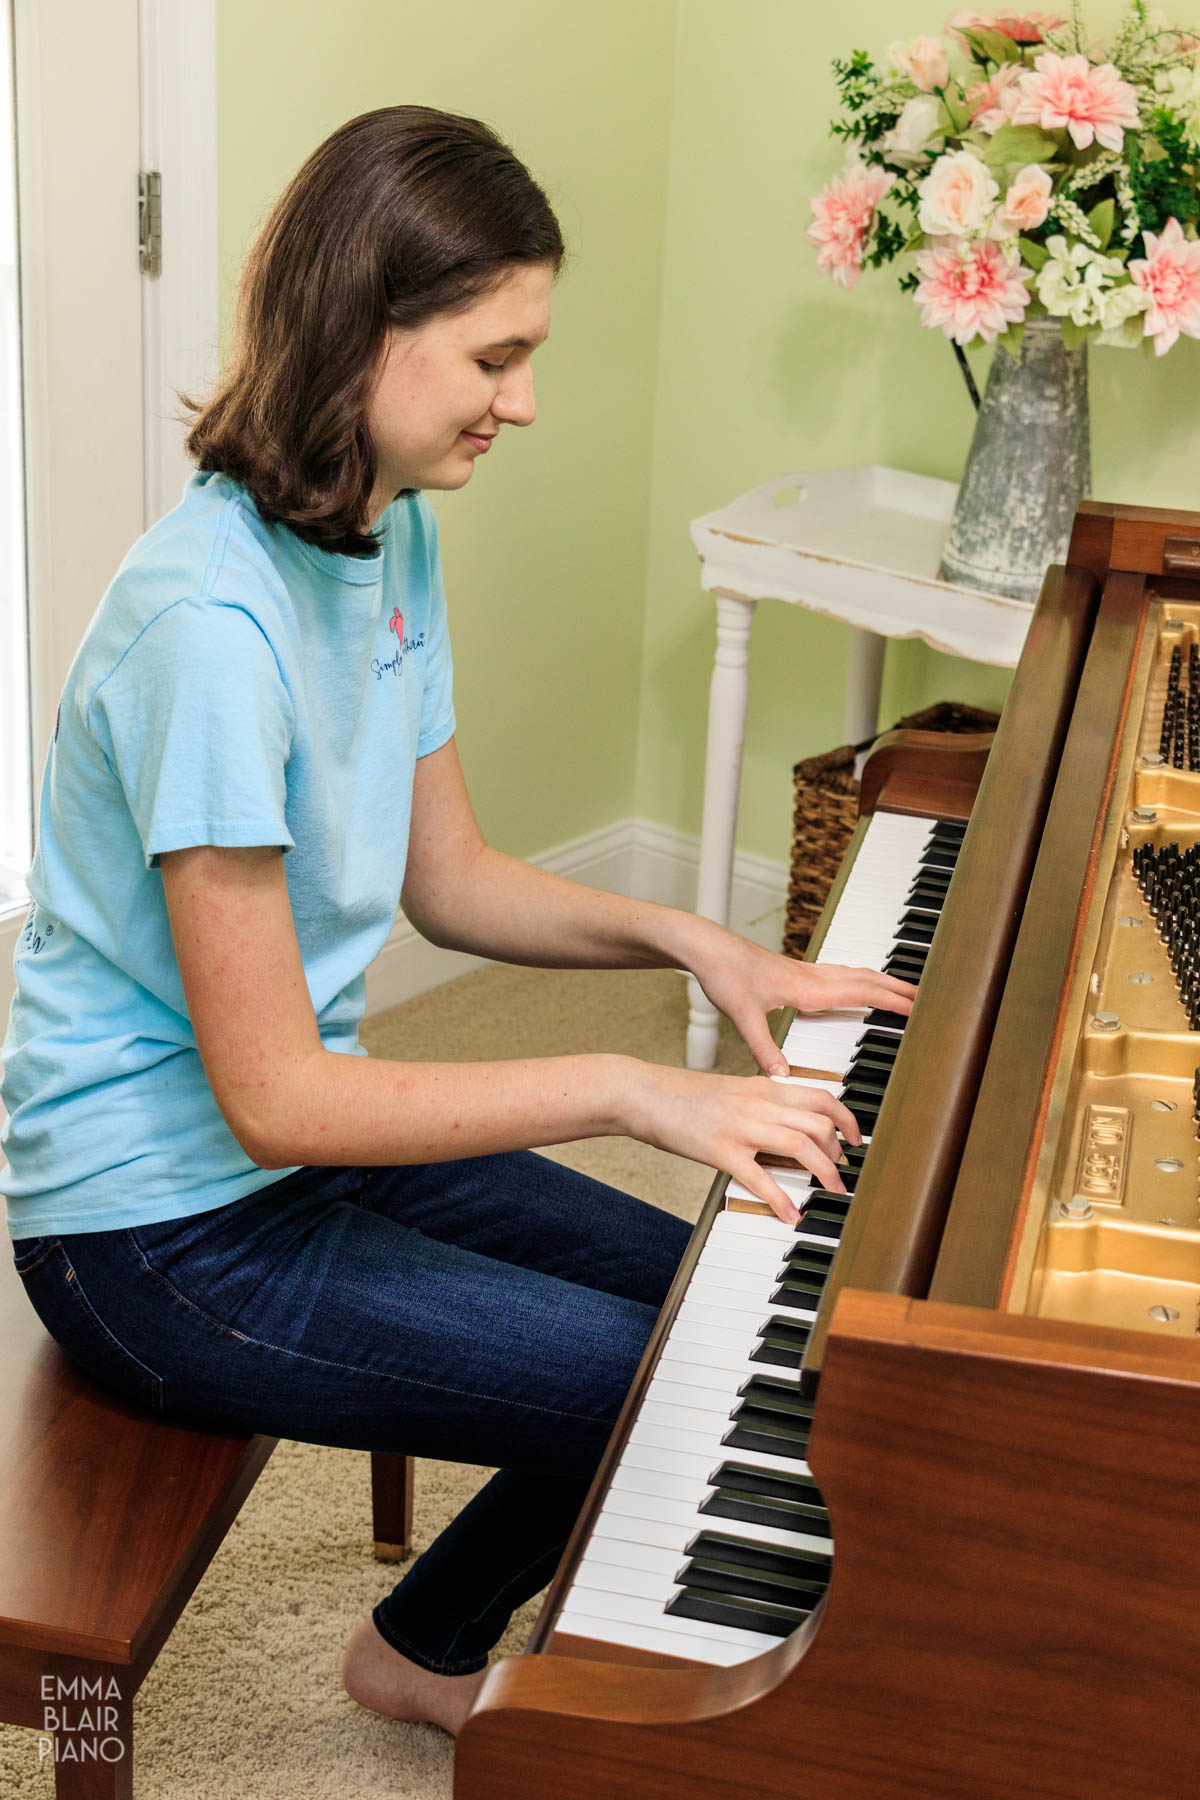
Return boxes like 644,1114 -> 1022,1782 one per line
557,1586 -> 772,1653
554,1605 -> 759,1666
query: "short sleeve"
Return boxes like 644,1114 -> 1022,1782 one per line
86,598 -> 296,867
414,499 -> 456,758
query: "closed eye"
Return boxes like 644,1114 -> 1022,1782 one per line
477,360 -> 506,373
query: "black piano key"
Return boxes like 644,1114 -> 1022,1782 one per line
699,1488 -> 829,1537
723,1403 -> 811,1451
855,1029 -> 902,1056
706,1460 -> 822,1504
930,819 -> 966,844
883,958 -> 924,984
887,940 -> 929,964
919,845 -> 958,870
842,1100 -> 880,1134
895,911 -> 937,945
750,1321 -> 811,1370
841,1075 -> 884,1100
675,1551 -> 830,1610
699,1490 -> 812,1533
772,1273 -> 824,1308
735,1375 -> 816,1420
780,1242 -> 837,1277
905,887 -> 948,915
840,1065 -> 890,1095
793,1205 -> 845,1241
864,1008 -> 908,1032
682,1530 -> 830,1583
664,1587 -> 812,1638
842,1143 -> 869,1167
800,1187 -> 851,1217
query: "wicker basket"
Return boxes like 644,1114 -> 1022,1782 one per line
782,700 -> 1000,961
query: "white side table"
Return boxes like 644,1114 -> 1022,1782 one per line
685,465 -> 1035,1070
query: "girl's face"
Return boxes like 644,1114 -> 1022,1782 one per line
365,260 -> 553,521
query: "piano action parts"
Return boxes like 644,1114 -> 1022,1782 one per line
455,501 -> 1200,1800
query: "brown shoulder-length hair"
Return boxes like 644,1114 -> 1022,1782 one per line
182,106 -> 565,558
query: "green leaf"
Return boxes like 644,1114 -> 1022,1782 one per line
1087,197 -> 1115,251
1060,316 -> 1090,350
980,124 -> 1061,181
996,320 -> 1026,357
961,26 -> 1022,63
1018,235 -> 1051,270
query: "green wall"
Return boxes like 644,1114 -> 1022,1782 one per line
636,0 -> 1200,863
216,0 -> 676,857
218,0 -> 1200,876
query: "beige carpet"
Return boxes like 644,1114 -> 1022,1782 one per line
0,964 -> 753,1799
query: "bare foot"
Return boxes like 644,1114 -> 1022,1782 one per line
342,1614 -> 488,1736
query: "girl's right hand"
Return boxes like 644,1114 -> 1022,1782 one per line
618,1060 -> 859,1225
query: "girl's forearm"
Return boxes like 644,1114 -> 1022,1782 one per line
241,1046 -> 639,1170
403,846 -> 721,973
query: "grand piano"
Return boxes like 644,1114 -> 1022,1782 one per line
456,501 -> 1200,1800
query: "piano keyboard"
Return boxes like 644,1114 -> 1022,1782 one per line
555,808 -> 966,1666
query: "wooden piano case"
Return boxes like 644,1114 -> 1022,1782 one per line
456,502 -> 1200,1800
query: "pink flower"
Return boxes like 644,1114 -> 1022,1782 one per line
966,63 -> 1025,133
992,10 -> 1069,41
946,8 -> 1068,51
998,163 -> 1053,233
1012,53 -> 1141,151
1128,218 -> 1200,355
808,162 -> 895,289
889,34 -> 950,91
914,237 -> 1032,343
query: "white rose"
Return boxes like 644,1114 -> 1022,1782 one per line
909,35 -> 951,90
917,150 -> 999,237
888,35 -> 950,90
881,96 -> 944,168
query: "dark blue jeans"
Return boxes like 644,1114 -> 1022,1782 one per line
10,1153 -> 690,1674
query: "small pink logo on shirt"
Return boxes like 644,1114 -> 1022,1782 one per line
389,609 -> 403,640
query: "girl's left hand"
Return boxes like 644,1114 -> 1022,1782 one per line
689,928 -> 916,1077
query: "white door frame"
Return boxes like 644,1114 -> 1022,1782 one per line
0,0 -> 217,1029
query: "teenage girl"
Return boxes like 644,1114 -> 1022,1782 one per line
0,107 -> 912,1737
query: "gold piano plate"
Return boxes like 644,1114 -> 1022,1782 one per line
1020,598 -> 1200,1334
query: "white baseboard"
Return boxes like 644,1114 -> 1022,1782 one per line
362,818 -> 789,1015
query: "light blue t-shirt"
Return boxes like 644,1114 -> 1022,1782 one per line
1,470 -> 455,1239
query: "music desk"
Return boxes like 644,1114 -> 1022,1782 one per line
685,464 -> 1034,1069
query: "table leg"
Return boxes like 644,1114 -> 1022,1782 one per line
843,629 -> 886,746
687,594 -> 756,1070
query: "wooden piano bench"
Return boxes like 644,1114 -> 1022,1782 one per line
0,1252 -> 413,1798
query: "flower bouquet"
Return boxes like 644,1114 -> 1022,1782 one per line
806,4 -> 1200,598
809,2 -> 1200,356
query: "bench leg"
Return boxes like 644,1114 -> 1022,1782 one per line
45,1656 -> 133,1800
370,1451 -> 414,1562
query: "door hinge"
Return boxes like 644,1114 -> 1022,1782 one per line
138,170 -> 162,276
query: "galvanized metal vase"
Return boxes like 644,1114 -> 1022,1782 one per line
937,315 -> 1091,603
